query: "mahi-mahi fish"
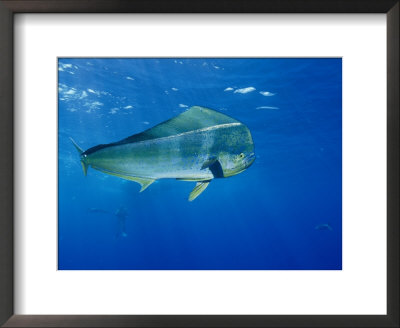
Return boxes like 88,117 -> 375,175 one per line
70,106 -> 255,201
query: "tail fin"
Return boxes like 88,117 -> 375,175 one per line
69,137 -> 84,154
69,137 -> 88,176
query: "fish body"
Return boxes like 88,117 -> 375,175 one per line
71,106 -> 255,200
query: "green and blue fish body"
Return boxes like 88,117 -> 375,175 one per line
71,106 -> 255,201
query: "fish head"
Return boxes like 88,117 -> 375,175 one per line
218,150 -> 255,177
216,122 -> 256,178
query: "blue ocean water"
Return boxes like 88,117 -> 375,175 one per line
58,58 -> 342,270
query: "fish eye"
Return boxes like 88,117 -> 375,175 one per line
238,153 -> 245,159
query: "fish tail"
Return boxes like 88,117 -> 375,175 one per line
69,137 -> 89,176
69,137 -> 83,154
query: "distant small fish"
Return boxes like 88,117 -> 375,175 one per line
88,208 -> 109,214
115,206 -> 128,238
315,223 -> 333,231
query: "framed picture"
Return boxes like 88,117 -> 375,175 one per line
0,1 -> 398,327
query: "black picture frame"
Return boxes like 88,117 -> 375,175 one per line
0,1 -> 398,327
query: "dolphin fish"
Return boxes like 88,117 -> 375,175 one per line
70,106 -> 255,201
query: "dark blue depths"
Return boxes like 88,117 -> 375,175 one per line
58,58 -> 342,270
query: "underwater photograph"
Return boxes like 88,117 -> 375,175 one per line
58,58 -> 342,270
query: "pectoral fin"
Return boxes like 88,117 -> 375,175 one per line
188,180 -> 210,201
200,157 -> 224,178
201,157 -> 218,170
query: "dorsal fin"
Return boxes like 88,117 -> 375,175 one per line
118,106 -> 240,145
83,106 -> 242,155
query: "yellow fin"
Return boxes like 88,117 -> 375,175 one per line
80,161 -> 88,176
70,137 -> 88,176
92,167 -> 155,192
188,180 -> 210,201
132,177 -> 155,192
